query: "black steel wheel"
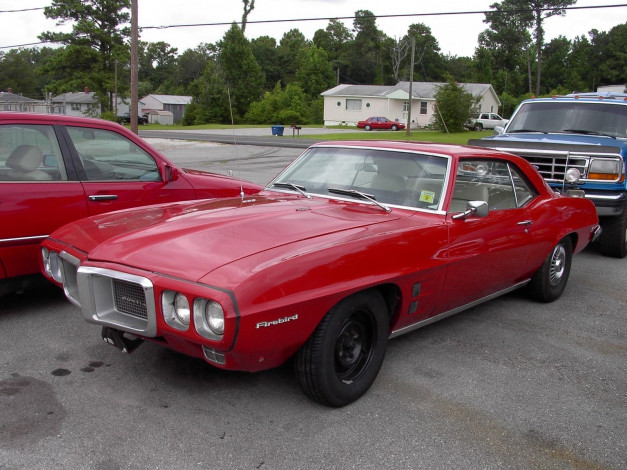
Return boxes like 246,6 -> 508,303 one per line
528,237 -> 572,302
600,211 -> 627,258
295,290 -> 388,407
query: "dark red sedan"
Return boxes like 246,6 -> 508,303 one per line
0,112 -> 261,295
357,116 -> 406,131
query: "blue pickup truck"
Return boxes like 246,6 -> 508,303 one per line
469,92 -> 627,257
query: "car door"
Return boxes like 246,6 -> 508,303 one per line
62,125 -> 196,216
0,123 -> 87,279
438,159 -> 537,312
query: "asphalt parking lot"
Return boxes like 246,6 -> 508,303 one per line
1,139 -> 625,469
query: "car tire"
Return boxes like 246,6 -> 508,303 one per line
599,211 -> 627,258
474,123 -> 483,131
364,125 -> 371,131
391,125 -> 398,131
295,290 -> 389,407
528,237 -> 572,302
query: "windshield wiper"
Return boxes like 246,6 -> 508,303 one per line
271,182 -> 311,198
327,187 -> 391,213
561,129 -> 616,139
507,129 -> 548,134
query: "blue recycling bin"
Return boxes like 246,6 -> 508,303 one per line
271,125 -> 284,136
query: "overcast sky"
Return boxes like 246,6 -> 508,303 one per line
1,1 -> 625,58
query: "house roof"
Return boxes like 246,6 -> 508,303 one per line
0,92 -> 39,103
51,92 -> 98,104
322,82 -> 499,105
142,94 -> 192,105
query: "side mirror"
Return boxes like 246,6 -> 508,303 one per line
493,126 -> 505,135
452,200 -> 489,220
165,165 -> 174,181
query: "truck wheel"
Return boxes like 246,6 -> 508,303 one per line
528,237 -> 572,302
474,123 -> 483,131
295,290 -> 388,407
600,211 -> 627,258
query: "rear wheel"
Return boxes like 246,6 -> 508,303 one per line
295,290 -> 388,407
528,237 -> 572,302
600,211 -> 627,258
474,123 -> 483,131
391,124 -> 398,131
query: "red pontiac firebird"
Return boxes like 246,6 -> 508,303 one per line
357,116 -> 406,131
41,141 -> 600,407
0,112 -> 261,295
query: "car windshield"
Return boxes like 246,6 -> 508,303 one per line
507,101 -> 627,138
269,146 -> 449,210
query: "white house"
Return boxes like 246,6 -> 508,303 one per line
0,91 -> 50,113
322,82 -> 502,129
140,94 -> 192,123
51,90 -> 99,117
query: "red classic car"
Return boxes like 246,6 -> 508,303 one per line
41,141 -> 600,407
0,112 -> 261,295
357,116 -> 406,131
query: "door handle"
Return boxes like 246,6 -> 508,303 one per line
88,194 -> 118,201
518,220 -> 533,232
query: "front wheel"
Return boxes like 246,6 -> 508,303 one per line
528,237 -> 572,302
295,290 -> 389,407
364,124 -> 371,131
391,124 -> 398,131
599,211 -> 627,258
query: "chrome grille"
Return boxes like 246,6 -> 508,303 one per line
113,279 -> 148,318
519,153 -> 588,181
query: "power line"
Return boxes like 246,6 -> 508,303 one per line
139,4 -> 627,30
0,7 -> 45,13
1,3 -> 625,50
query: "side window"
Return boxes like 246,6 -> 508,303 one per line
451,160 -> 536,212
66,126 -> 160,181
0,124 -> 66,181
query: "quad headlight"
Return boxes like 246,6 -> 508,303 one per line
41,247 -> 63,283
162,291 -> 225,340
193,298 -> 225,340
162,290 -> 190,330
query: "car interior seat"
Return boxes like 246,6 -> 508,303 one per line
6,145 -> 53,181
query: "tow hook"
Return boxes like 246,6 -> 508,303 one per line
101,326 -> 144,353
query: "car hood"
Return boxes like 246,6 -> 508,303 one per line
472,133 -> 627,151
51,193 -> 404,282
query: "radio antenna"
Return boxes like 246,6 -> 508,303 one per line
227,86 -> 244,198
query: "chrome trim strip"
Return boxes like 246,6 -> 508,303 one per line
0,235 -> 48,244
585,193 -> 626,201
388,280 -> 530,339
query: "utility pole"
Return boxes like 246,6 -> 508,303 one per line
405,38 -> 415,137
130,0 -> 139,134
114,60 -> 118,118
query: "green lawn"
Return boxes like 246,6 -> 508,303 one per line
305,129 -> 494,145
134,123 -> 494,145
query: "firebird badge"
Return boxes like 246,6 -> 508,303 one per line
256,314 -> 298,329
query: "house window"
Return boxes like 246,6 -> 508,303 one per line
403,102 -> 409,112
71,103 -> 81,111
420,102 -> 428,115
346,99 -> 362,111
